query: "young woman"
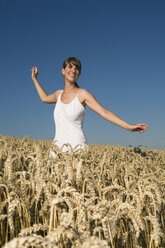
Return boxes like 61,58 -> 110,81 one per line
31,57 -> 148,154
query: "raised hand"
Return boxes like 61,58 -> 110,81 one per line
31,67 -> 38,80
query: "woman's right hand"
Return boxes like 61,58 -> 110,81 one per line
31,67 -> 38,80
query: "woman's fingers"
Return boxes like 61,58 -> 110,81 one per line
31,67 -> 38,72
31,67 -> 38,76
131,123 -> 148,133
136,123 -> 149,133
140,123 -> 148,132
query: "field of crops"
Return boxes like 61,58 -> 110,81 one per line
0,134 -> 165,248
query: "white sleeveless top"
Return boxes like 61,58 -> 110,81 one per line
53,90 -> 88,152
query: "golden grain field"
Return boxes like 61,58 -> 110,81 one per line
0,134 -> 165,248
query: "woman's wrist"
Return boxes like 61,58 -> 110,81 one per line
125,123 -> 132,131
32,76 -> 38,82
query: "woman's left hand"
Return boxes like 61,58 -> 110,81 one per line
129,123 -> 149,133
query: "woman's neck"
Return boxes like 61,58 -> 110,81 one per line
64,80 -> 78,93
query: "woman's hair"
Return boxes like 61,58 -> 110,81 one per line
63,57 -> 81,74
63,57 -> 81,88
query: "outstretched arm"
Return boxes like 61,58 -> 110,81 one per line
31,67 -> 60,103
81,90 -> 148,133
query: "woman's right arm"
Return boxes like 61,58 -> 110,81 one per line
31,67 -> 60,103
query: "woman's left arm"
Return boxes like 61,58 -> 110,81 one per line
81,90 -> 148,133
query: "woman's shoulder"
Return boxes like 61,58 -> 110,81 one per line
56,89 -> 63,93
78,88 -> 93,97
52,89 -> 63,102
78,88 -> 89,95
77,88 -> 92,103
55,89 -> 63,96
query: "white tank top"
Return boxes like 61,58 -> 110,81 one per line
53,90 -> 88,152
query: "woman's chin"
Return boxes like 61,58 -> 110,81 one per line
66,78 -> 77,84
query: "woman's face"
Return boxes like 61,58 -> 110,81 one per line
62,63 -> 80,82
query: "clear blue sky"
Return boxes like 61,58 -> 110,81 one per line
0,0 -> 165,150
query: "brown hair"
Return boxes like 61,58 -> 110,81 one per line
63,57 -> 81,74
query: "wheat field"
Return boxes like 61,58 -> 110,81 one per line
0,134 -> 164,248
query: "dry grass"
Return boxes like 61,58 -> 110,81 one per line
0,134 -> 165,248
